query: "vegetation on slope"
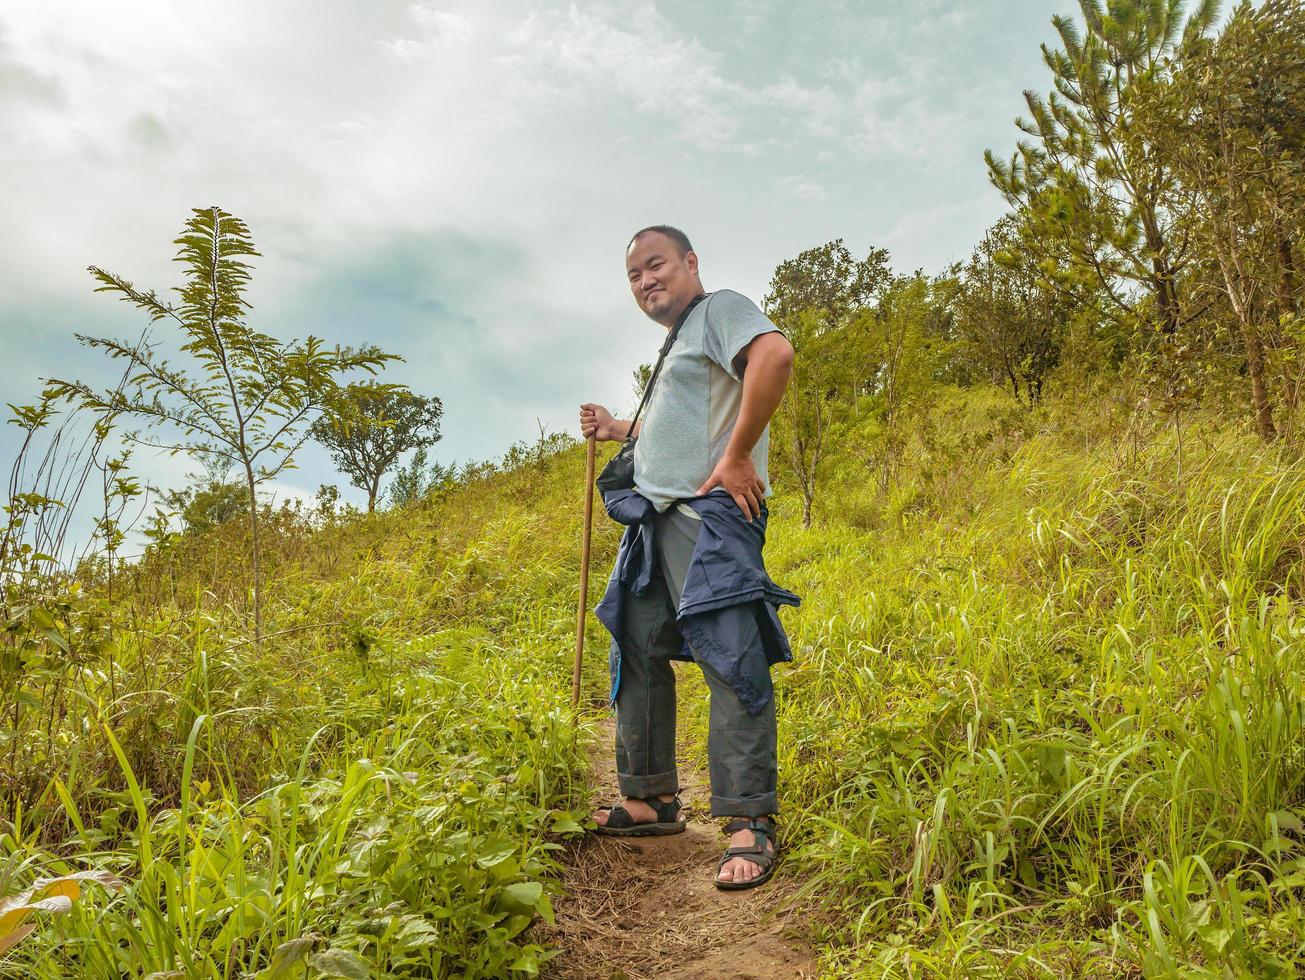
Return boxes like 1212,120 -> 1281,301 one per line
1,451 -> 611,978
4,1 -> 1304,976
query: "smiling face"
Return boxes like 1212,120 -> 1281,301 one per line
626,231 -> 702,326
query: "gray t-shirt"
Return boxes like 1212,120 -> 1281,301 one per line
632,289 -> 782,514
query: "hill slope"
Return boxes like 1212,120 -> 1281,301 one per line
6,382 -> 1305,977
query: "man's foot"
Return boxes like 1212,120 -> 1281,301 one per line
716,816 -> 776,889
592,794 -> 686,836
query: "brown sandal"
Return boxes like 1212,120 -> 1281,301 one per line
715,816 -> 777,890
593,795 -> 687,837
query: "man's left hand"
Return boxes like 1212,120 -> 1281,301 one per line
695,454 -> 766,522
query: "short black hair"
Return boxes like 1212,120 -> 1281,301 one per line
627,225 -> 694,256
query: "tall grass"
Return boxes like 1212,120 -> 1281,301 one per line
8,380 -> 1305,975
736,389 -> 1305,976
3,628 -> 590,978
2,440 -> 605,976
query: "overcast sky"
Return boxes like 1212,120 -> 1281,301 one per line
0,0 -> 1069,553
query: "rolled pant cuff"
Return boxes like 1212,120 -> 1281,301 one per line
710,793 -> 778,818
618,768 -> 679,799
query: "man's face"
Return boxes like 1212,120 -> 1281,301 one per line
626,232 -> 699,325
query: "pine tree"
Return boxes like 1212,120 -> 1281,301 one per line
986,0 -> 1219,337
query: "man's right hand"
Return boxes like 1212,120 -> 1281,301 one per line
579,403 -> 620,441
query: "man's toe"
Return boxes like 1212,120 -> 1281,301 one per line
720,857 -> 747,881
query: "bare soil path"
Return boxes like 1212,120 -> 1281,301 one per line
542,718 -> 819,980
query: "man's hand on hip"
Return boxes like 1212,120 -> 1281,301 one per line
695,453 -> 765,522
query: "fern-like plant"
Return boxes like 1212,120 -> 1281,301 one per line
47,206 -> 397,640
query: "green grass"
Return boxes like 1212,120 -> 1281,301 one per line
1,450 -> 611,976
749,389 -> 1305,976
6,382 -> 1305,976
3,629 -> 591,978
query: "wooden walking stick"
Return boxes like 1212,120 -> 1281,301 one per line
572,434 -> 597,708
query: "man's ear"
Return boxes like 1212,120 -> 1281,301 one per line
686,249 -> 699,274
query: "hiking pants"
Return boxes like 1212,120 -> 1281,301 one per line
613,503 -> 779,817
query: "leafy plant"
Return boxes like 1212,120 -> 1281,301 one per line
47,206 -> 397,640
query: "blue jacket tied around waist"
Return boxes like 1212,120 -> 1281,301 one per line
594,488 -> 801,716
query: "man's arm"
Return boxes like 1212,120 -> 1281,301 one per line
694,331 -> 794,519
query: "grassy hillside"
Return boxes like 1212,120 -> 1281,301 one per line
1,447 -> 617,977
5,378 -> 1305,977
770,384 -> 1305,976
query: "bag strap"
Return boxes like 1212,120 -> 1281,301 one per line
621,292 -> 707,441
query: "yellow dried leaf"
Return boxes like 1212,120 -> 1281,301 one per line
40,878 -> 80,902
0,921 -> 37,955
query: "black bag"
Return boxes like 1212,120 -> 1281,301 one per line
596,293 -> 706,495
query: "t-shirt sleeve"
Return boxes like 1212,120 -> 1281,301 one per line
702,289 -> 782,382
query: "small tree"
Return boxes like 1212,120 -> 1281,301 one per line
863,275 -> 947,491
310,382 -> 443,512
389,447 -> 459,508
957,216 -> 1067,405
163,479 -> 247,534
1144,0 -> 1305,441
771,309 -> 838,528
48,206 -> 395,641
630,362 -> 652,409
763,240 -> 892,526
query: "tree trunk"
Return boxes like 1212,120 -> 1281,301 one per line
1143,213 -> 1180,336
1212,214 -> 1278,443
243,464 -> 263,642
801,490 -> 812,530
1245,328 -> 1278,443
1277,234 -> 1299,318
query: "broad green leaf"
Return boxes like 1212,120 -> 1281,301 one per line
307,948 -> 370,979
262,937 -> 314,976
549,814 -> 584,834
501,880 -> 543,911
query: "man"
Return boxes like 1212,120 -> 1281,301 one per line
579,225 -> 799,890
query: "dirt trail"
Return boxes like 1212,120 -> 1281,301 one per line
542,718 -> 819,980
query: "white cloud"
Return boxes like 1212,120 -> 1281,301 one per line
1,0 -> 1058,553
505,4 -> 749,147
381,4 -> 474,61
775,174 -> 827,200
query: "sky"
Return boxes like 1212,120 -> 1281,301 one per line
0,0 -> 1070,556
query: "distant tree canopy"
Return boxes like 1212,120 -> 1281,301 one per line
165,479 -> 246,535
761,0 -> 1304,525
763,240 -> 948,525
310,382 -> 444,512
1139,0 -> 1305,440
955,216 -> 1067,405
764,239 -> 890,336
753,0 -> 1304,538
